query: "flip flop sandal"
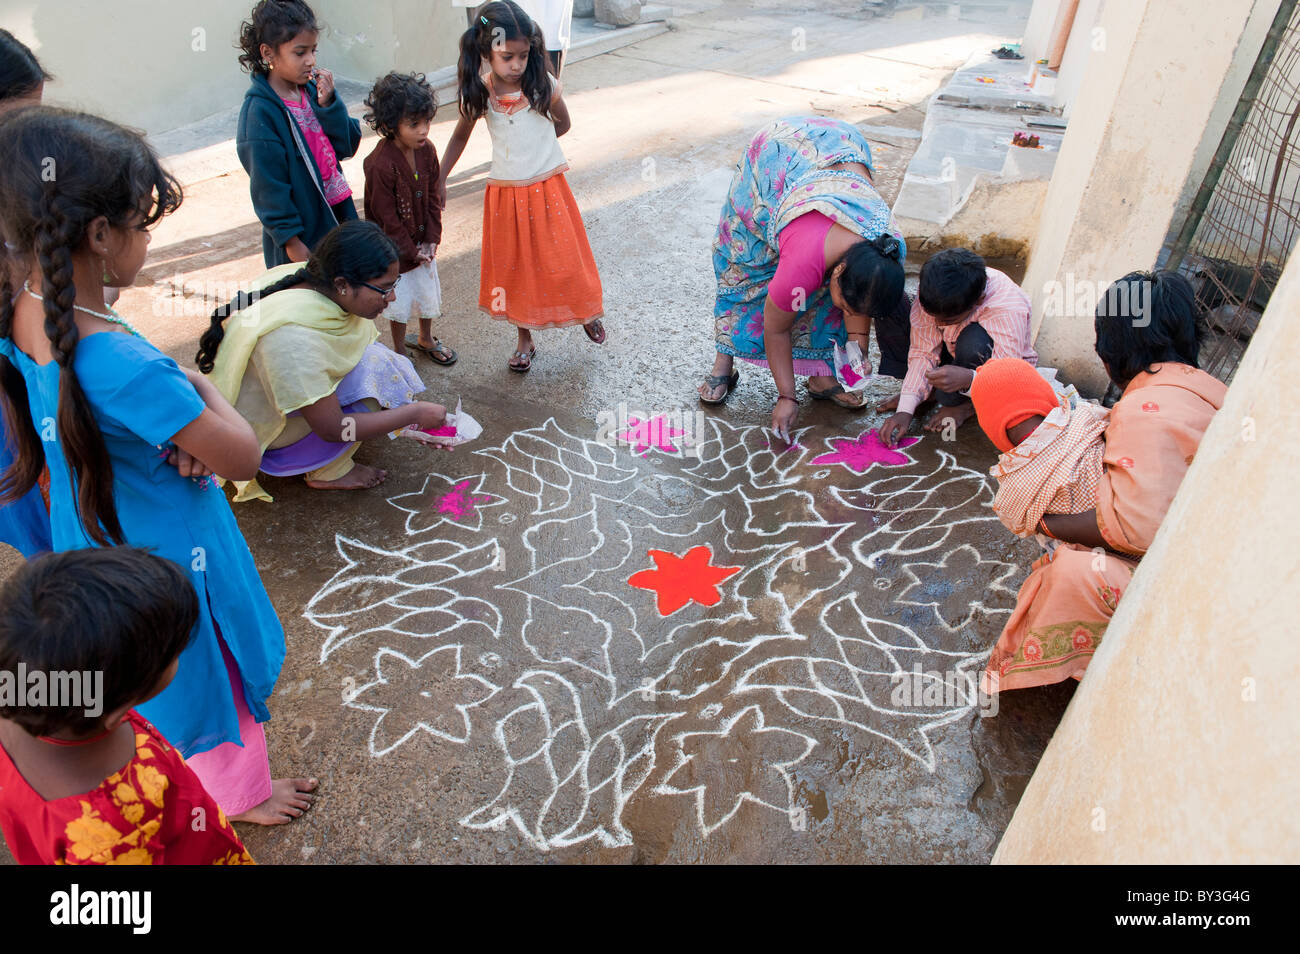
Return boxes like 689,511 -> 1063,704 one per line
405,334 -> 458,366
582,319 -> 607,344
699,370 -> 740,405
508,346 -> 537,373
808,383 -> 868,409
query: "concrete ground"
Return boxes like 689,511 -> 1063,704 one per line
2,0 -> 1076,864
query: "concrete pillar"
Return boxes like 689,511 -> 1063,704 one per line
1021,0 -> 1063,64
1169,0 -> 1284,252
1022,0 -> 1261,396
993,248 -> 1300,864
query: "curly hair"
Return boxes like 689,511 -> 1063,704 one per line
363,72 -> 438,139
237,0 -> 319,75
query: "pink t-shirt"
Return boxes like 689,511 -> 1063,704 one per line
283,90 -> 352,205
898,268 -> 1037,415
770,210 -> 835,313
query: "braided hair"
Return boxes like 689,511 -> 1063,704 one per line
196,219 -> 398,373
457,1 -> 553,121
0,32 -> 47,507
0,246 -> 42,505
0,107 -> 182,546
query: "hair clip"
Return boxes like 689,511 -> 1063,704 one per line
480,15 -> 489,25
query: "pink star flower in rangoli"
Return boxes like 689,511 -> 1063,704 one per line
627,545 -> 742,616
435,478 -> 496,522
617,415 -> 688,457
810,429 -> 920,473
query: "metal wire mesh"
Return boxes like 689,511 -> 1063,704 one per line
1169,1 -> 1300,382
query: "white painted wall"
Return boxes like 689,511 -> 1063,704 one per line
0,0 -> 462,138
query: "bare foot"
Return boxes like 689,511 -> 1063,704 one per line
876,392 -> 900,413
231,777 -> 318,826
305,462 -> 387,490
924,402 -> 977,433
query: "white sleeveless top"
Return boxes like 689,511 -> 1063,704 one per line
483,76 -> 569,187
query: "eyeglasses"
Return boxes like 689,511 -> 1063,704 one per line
357,275 -> 401,296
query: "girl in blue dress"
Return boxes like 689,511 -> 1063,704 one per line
0,107 -> 315,825
0,28 -> 53,558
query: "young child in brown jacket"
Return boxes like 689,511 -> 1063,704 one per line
362,72 -> 456,363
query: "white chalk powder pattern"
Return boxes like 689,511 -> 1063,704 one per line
304,417 -> 1024,850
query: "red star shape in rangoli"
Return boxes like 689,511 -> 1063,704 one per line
626,545 -> 742,616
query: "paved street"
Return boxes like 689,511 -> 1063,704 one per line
2,0 -> 1075,864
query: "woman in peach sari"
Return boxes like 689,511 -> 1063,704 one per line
983,271 -> 1228,693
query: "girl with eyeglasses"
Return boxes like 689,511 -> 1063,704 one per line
197,220 -> 451,502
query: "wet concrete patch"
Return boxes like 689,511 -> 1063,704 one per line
232,389 -> 1061,864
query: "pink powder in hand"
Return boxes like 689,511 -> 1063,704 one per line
423,424 -> 457,438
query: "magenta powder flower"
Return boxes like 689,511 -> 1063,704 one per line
810,429 -> 920,473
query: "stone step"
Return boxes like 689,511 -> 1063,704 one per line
592,4 -> 673,30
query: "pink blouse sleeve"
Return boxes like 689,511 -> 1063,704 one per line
769,211 -> 835,313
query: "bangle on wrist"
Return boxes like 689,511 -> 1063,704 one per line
777,394 -> 799,405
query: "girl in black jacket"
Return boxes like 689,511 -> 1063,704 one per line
235,1 -> 361,267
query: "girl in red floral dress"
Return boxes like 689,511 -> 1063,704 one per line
0,548 -> 254,865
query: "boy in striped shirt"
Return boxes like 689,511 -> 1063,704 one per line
878,249 -> 1036,446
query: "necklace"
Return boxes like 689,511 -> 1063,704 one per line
37,725 -> 116,747
21,282 -> 143,338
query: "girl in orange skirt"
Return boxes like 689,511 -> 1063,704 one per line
437,0 -> 605,372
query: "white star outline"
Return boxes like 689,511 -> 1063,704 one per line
345,644 -> 499,756
654,704 -> 817,837
387,472 -> 507,534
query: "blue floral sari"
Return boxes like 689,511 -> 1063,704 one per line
712,117 -> 905,370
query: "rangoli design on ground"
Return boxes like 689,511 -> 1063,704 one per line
304,419 -> 1028,851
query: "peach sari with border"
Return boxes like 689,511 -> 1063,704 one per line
983,364 -> 1227,693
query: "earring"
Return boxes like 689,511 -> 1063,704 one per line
101,257 -> 117,284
